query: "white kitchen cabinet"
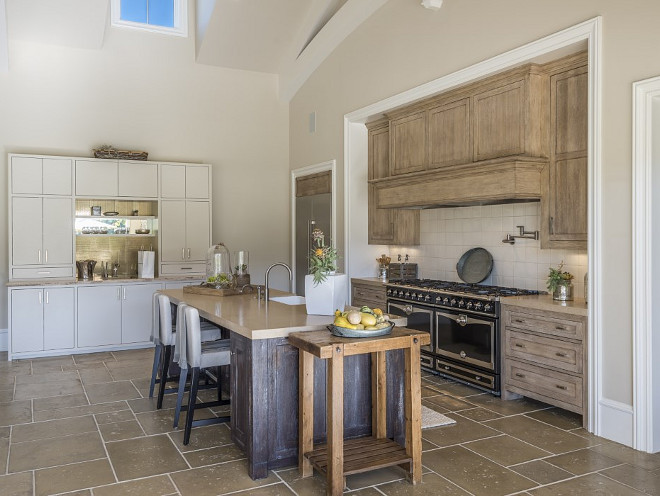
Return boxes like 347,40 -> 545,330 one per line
75,160 -> 118,197
118,162 -> 158,198
77,285 -> 122,347
160,200 -> 211,268
10,287 -> 75,354
12,197 -> 73,267
121,283 -> 161,343
160,164 -> 210,199
11,156 -> 72,196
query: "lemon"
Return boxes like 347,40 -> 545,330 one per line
334,317 -> 350,327
360,312 -> 377,326
373,308 -> 383,316
346,310 -> 362,325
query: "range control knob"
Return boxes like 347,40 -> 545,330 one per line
466,301 -> 474,310
458,300 -> 466,308
424,294 -> 431,302
450,299 -> 457,307
435,296 -> 443,304
418,293 -> 425,301
386,289 -> 392,296
443,297 -> 450,305
411,292 -> 417,300
484,303 -> 493,312
404,291 -> 411,298
474,301 -> 483,311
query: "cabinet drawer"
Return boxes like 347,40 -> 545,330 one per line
351,284 -> 386,308
505,310 -> 583,340
505,359 -> 582,409
505,329 -> 582,373
160,263 -> 205,275
12,267 -> 74,279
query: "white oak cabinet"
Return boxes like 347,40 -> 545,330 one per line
10,287 -> 75,354
11,197 -> 73,268
77,285 -> 122,348
160,200 -> 211,275
160,164 -> 210,199
11,156 -> 72,195
121,283 -> 162,343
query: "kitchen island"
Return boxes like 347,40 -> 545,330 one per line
160,289 -> 409,480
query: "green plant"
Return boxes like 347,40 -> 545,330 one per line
309,228 -> 338,285
546,261 -> 574,293
234,264 -> 248,274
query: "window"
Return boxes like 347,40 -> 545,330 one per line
111,0 -> 187,37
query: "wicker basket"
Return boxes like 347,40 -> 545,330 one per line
93,149 -> 148,161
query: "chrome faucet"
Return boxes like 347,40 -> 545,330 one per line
265,263 -> 292,302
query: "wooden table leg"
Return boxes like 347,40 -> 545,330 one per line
371,351 -> 387,438
327,345 -> 344,496
299,350 -> 314,478
404,338 -> 422,484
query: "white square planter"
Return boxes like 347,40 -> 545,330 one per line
304,273 -> 348,316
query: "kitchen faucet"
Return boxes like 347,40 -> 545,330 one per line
264,263 -> 292,302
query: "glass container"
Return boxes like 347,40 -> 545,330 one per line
234,250 -> 250,287
206,243 -> 234,288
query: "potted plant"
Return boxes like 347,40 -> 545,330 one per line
547,261 -> 574,301
305,228 -> 347,315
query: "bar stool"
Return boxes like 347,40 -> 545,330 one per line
178,305 -> 231,445
149,294 -> 222,409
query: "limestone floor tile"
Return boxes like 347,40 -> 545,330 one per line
590,441 -> 660,471
98,419 -> 146,442
462,394 -> 549,416
0,373 -> 16,387
12,414 -> 98,443
128,395 -> 180,413
168,423 -> 233,451
455,407 -> 503,422
13,379 -> 83,401
32,392 -> 88,412
34,400 -> 127,422
112,348 -> 153,361
433,382 -> 486,399
463,434 -> 551,466
78,367 -> 114,385
600,463 -> 660,495
0,427 -> 9,438
84,381 -> 141,404
182,444 -> 246,468
524,407 -> 583,430
422,413 -> 500,447
345,466 -> 408,490
73,352 -> 116,365
545,447 -> 622,475
106,364 -> 154,381
169,459 -> 280,496
420,385 -> 444,398
0,390 -> 13,403
0,438 -> 8,475
105,434 -> 188,481
377,472 -> 471,495
0,400 -> 32,427
94,409 -> 135,425
509,460 -> 574,485
484,415 -> 596,454
15,370 -> 79,385
529,473 -> 646,495
423,446 -> 537,496
0,471 -> 33,496
422,394 -> 475,412
136,407 -> 216,436
8,431 -> 106,472
34,458 -> 116,496
276,466 -> 328,496
30,356 -> 75,373
91,474 -> 176,496
230,483 -> 296,496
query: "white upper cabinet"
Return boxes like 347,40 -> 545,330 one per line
11,156 -> 72,195
118,162 -> 158,197
160,164 -> 210,199
76,160 -> 118,196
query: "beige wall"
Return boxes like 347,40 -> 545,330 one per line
0,23 -> 290,327
290,0 -> 660,408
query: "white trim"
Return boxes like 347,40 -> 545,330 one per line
599,398 -> 634,446
632,75 -> 660,452
0,0 -> 7,72
290,160 -> 337,293
0,329 -> 7,352
110,0 -> 188,38
344,17 -> 602,434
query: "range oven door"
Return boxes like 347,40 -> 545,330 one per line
435,310 -> 496,372
387,300 -> 434,368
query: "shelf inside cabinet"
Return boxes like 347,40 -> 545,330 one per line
74,215 -> 158,236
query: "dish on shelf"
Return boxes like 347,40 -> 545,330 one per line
103,211 -> 119,216
135,229 -> 151,234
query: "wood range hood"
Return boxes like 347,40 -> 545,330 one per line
372,155 -> 547,209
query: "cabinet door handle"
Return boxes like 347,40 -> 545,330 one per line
187,248 -> 191,259
182,248 -> 185,260
515,372 -> 525,378
38,292 -> 42,305
38,249 -> 41,263
117,288 -> 121,300
550,216 -> 555,235
515,343 -> 525,348
555,352 -> 568,357
44,249 -> 48,263
556,384 -> 567,390
45,291 -> 49,304
122,287 -> 126,300
556,326 -> 566,331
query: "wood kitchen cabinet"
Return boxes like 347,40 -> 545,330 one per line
10,287 -> 75,354
428,96 -> 471,168
351,278 -> 387,309
11,156 -> 72,195
366,119 -> 419,245
160,200 -> 211,275
541,52 -> 588,249
160,163 -> 211,199
389,109 -> 427,176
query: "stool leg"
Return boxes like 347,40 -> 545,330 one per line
184,367 -> 200,445
173,367 -> 188,428
149,343 -> 162,398
157,345 -> 172,409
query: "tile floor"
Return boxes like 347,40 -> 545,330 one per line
1,349 -> 659,495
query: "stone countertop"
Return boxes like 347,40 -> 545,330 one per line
160,288 -> 406,341
7,275 -> 203,287
351,277 -> 387,287
500,294 -> 588,317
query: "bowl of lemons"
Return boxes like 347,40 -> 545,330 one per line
328,306 -> 394,338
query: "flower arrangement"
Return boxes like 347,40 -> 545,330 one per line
546,261 -> 574,293
309,228 -> 338,285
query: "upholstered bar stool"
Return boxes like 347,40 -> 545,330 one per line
149,293 -> 222,409
178,305 -> 231,445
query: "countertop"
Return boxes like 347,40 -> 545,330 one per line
351,277 -> 387,287
500,294 -> 588,317
7,275 -> 203,287
160,288 -> 406,341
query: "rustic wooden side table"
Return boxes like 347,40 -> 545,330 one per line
288,328 -> 430,496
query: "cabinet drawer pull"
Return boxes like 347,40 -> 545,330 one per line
515,373 -> 525,378
556,326 -> 567,331
45,291 -> 49,304
515,343 -> 525,348
556,384 -> 567,390
514,319 -> 525,323
182,248 -> 185,260
555,352 -> 568,357
180,267 -> 193,270
45,249 -> 48,263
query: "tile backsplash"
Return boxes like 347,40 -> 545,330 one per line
390,202 -> 588,297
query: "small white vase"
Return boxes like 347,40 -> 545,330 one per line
304,273 -> 348,316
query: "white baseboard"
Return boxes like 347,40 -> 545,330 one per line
0,329 -> 7,352
599,397 -> 634,446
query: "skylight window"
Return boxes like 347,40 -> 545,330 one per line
111,0 -> 187,37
